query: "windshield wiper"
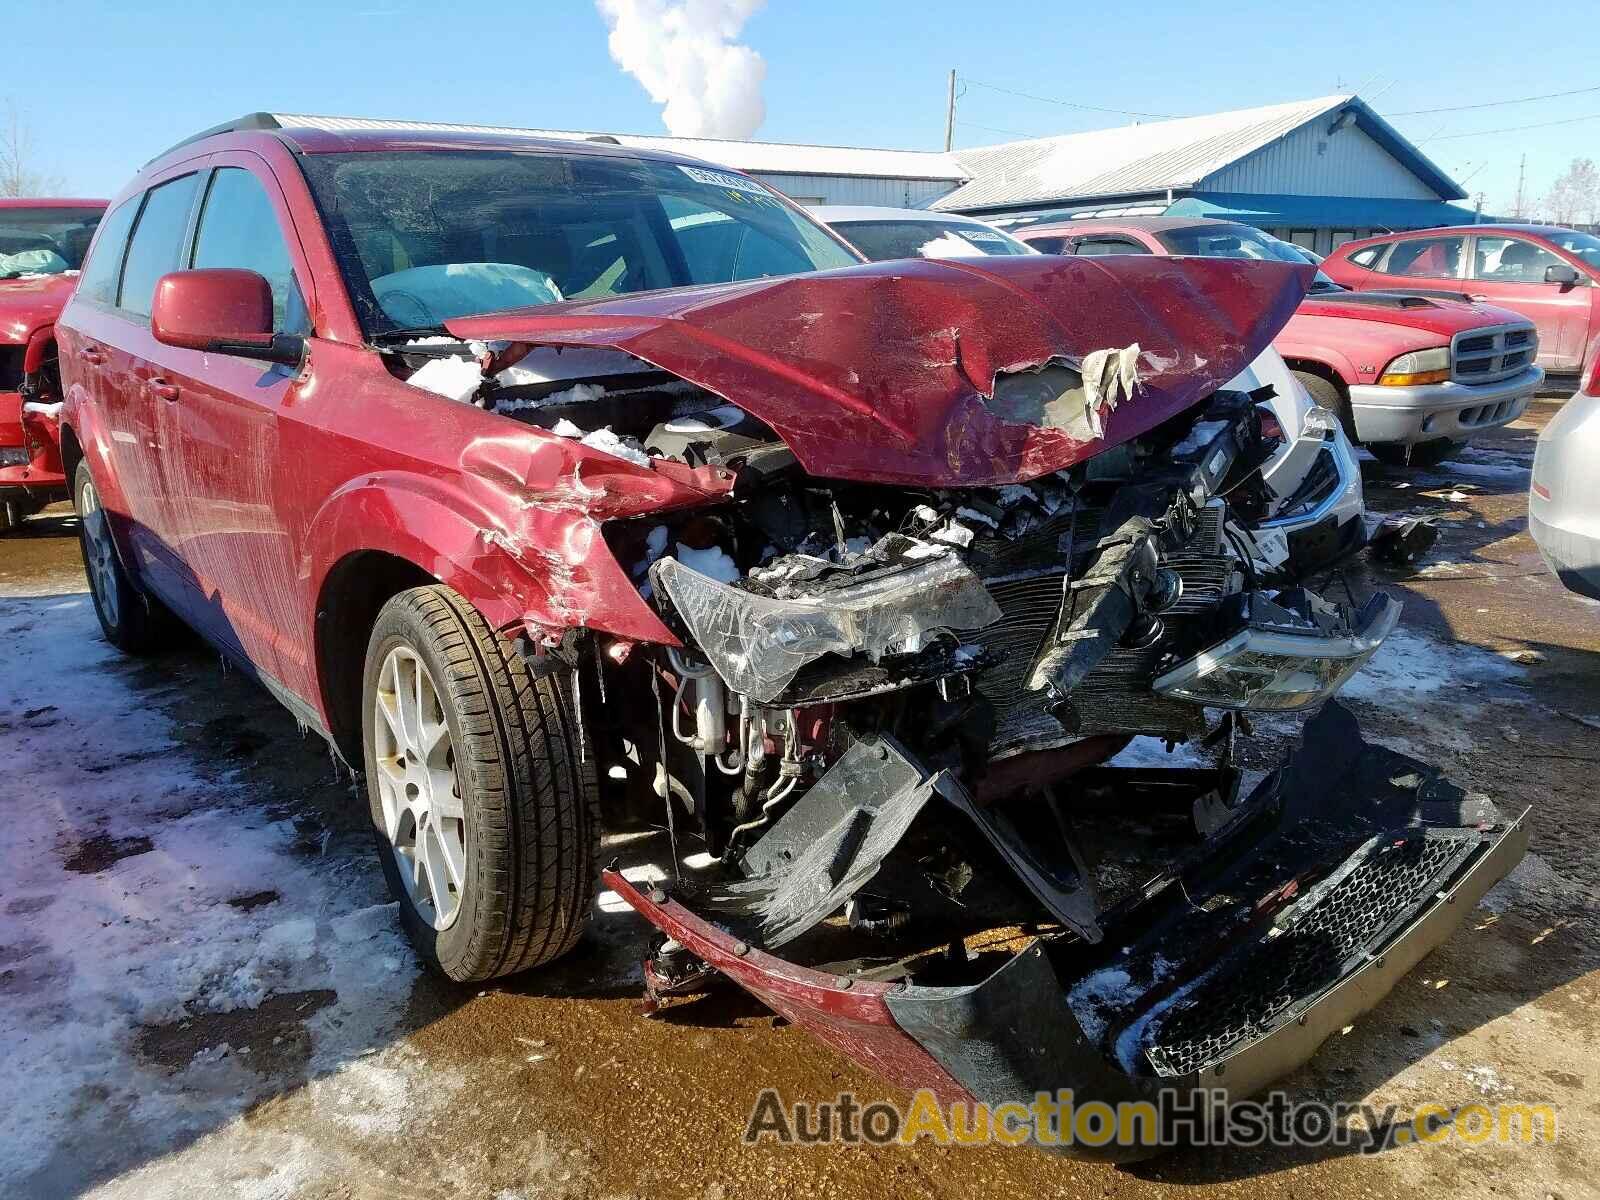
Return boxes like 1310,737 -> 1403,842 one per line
371,325 -> 450,344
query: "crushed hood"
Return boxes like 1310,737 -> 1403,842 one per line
448,255 -> 1310,487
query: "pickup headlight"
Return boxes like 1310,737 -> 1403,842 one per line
0,447 -> 29,468
1378,347 -> 1451,387
1153,592 -> 1399,711
652,552 -> 1002,704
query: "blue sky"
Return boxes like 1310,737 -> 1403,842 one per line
9,0 -> 1598,214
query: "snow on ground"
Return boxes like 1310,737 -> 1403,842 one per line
0,594 -> 431,1195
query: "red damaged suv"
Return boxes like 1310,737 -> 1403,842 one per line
0,198 -> 105,531
56,115 -> 1524,1151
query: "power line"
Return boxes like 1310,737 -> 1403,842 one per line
1389,82 -> 1600,116
955,118 -> 1041,140
960,78 -> 1175,120
1429,110 -> 1600,140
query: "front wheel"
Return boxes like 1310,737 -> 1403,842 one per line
361,585 -> 599,982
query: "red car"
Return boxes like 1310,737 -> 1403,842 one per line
0,198 -> 106,531
1323,224 -> 1600,381
1018,217 -> 1543,467
55,116 -> 1522,1150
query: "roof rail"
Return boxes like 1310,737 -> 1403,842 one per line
585,134 -> 622,145
146,112 -> 283,166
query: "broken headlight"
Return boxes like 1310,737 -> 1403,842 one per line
0,447 -> 28,468
1152,591 -> 1399,711
652,552 -> 1002,704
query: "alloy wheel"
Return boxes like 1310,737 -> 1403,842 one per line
371,646 -> 467,930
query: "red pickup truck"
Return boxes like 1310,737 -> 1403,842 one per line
1321,223 -> 1600,382
1017,217 -> 1543,467
0,199 -> 105,530
54,116 -> 1523,1149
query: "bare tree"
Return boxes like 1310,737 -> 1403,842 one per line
1543,158 -> 1600,227
0,100 -> 64,198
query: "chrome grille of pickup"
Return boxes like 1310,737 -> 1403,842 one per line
1451,323 -> 1536,385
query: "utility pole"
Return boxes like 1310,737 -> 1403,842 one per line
944,69 -> 956,152
1513,154 -> 1526,219
1474,192 -> 1485,223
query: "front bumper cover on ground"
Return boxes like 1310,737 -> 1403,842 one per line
606,703 -> 1526,1159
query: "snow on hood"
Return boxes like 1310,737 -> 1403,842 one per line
447,254 -> 1311,487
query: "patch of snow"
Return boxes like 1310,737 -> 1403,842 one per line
493,345 -> 647,387
21,400 -> 64,419
674,543 -> 741,584
1107,737 -> 1207,768
0,594 -> 425,1193
578,425 -> 652,467
1339,626 -> 1521,704
496,381 -> 609,414
407,355 -> 484,404
954,506 -> 998,530
549,418 -> 584,438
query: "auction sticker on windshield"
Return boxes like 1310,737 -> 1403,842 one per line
678,164 -> 771,195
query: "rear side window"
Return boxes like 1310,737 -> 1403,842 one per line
1380,236 -> 1465,279
192,168 -> 310,334
77,198 -> 139,306
1024,236 -> 1067,254
119,174 -> 201,318
1347,244 -> 1387,269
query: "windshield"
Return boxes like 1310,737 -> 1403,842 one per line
831,218 -> 1036,261
1546,228 -> 1600,271
298,151 -> 862,335
1157,223 -> 1342,292
0,206 -> 104,280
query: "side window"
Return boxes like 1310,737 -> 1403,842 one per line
192,168 -> 310,333
1348,243 -> 1387,269
1471,236 -> 1566,284
1075,237 -> 1150,256
1381,236 -> 1465,279
119,174 -> 201,318
1024,236 -> 1067,254
77,197 -> 139,306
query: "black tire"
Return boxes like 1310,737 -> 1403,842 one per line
1292,369 -> 1357,443
361,585 -> 600,982
1369,439 -> 1467,469
73,460 -> 181,654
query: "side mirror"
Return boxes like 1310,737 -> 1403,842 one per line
1545,263 -> 1583,288
151,269 -> 303,365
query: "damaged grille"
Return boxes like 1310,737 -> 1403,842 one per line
964,503 -> 1231,755
1144,833 -> 1479,1077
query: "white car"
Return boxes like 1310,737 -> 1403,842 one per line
818,206 -> 1366,578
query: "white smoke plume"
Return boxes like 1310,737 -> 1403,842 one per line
596,0 -> 767,140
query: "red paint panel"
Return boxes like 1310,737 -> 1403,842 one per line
449,255 -> 1311,487
603,868 -> 972,1106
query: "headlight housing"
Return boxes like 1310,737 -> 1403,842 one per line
1378,347 -> 1450,387
0,447 -> 29,468
1153,592 -> 1399,711
652,552 -> 1002,704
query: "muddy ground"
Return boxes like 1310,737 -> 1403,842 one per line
1,399 -> 1595,1199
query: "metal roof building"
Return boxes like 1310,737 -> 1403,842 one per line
934,94 -> 1481,254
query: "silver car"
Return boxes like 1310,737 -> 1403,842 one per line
1530,373 -> 1600,598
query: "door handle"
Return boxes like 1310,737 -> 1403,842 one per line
147,377 -> 180,402
79,347 -> 105,365
1469,294 -> 1489,302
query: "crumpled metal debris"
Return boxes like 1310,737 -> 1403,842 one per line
1078,343 -> 1142,439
